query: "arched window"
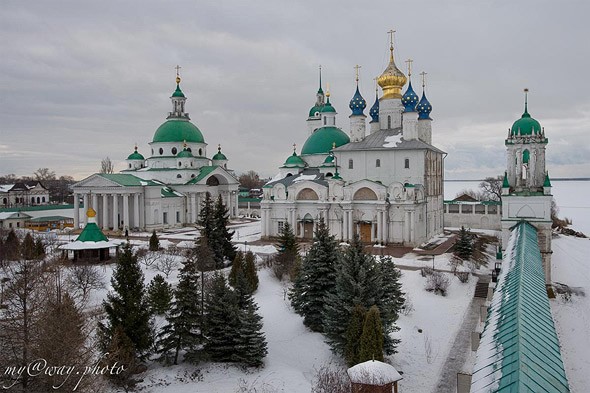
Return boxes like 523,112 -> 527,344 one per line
191,174 -> 195,178
172,147 -> 178,155
323,117 -> 327,125
326,172 -> 333,178
404,158 -> 410,169
178,162 -> 182,167
2,197 -> 7,205
349,159 -> 354,169
387,115 -> 391,129
376,159 -> 381,168
177,174 -> 182,178
198,148 -> 203,156
187,147 -> 192,152
523,149 -> 530,164
37,197 -> 40,203
159,148 -> 163,155
151,148 -> 154,155
129,163 -> 132,168
206,176 -> 220,186
42,197 -> 45,202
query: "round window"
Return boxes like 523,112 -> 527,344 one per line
172,147 -> 178,155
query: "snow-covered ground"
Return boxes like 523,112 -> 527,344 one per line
550,234 -> 590,392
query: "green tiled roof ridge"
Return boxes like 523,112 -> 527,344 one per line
471,221 -> 570,393
76,222 -> 108,242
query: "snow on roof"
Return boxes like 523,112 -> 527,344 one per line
347,360 -> 402,385
292,174 -> 318,182
0,184 -> 14,193
267,172 -> 288,184
59,240 -> 121,250
383,134 -> 403,148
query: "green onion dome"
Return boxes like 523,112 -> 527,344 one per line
320,97 -> 336,113
283,150 -> 306,167
127,146 -> 145,160
301,126 -> 350,155
309,105 -> 323,117
177,147 -> 194,158
152,119 -> 205,143
511,107 -> 541,136
212,145 -> 228,160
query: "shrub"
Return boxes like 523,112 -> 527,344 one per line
425,271 -> 450,296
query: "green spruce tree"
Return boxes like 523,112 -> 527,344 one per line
21,233 -> 35,260
203,273 -> 241,362
229,251 -> 245,288
149,230 -> 160,251
345,304 -> 366,366
147,274 -> 173,315
213,194 -> 237,266
235,295 -> 267,367
33,237 -> 45,259
290,218 -> 340,332
244,251 -> 259,291
4,229 -> 20,260
358,305 -> 384,363
274,222 -> 300,280
99,242 -> 153,359
156,253 -> 202,365
376,256 -> 405,354
198,192 -> 215,242
322,234 -> 382,356
455,226 -> 473,260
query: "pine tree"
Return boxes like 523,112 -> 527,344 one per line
4,229 -> 20,260
377,256 -> 405,355
229,251 -> 245,288
213,194 -> 237,266
322,234 -> 382,356
33,237 -> 45,259
274,222 -> 300,280
290,218 -> 340,332
198,192 -> 215,241
244,251 -> 259,291
147,274 -> 173,315
345,304 -> 366,366
149,230 -> 160,251
156,254 -> 202,365
455,226 -> 473,260
21,233 -> 35,260
203,273 -> 241,362
358,305 -> 384,363
99,242 -> 153,359
235,296 -> 267,367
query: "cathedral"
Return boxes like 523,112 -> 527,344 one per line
501,89 -> 553,283
72,74 -> 239,231
260,37 -> 445,246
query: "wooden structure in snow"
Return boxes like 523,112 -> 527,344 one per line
347,360 -> 402,393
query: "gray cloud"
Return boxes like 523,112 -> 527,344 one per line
1,0 -> 589,180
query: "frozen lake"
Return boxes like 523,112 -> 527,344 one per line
444,180 -> 590,235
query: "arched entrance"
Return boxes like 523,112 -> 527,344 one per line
359,221 -> 372,243
302,213 -> 314,239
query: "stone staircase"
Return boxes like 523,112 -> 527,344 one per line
474,277 -> 490,298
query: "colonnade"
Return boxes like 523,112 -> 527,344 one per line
74,192 -> 143,231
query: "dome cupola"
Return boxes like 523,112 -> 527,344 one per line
283,145 -> 307,168
212,144 -> 228,161
309,65 -> 325,118
416,72 -> 432,120
349,65 -> 366,116
510,89 -> 541,136
301,126 -> 350,155
127,145 -> 145,160
369,87 -> 380,123
377,32 -> 407,100
402,64 -> 419,113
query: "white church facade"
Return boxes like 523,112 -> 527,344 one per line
260,38 -> 445,246
72,75 -> 239,231
501,90 -> 553,283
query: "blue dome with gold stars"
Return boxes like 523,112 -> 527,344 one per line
402,81 -> 419,112
369,91 -> 379,123
417,91 -> 432,120
349,86 -> 366,116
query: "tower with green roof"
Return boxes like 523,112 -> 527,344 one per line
501,89 -> 553,284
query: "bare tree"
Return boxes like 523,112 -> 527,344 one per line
136,248 -> 159,268
100,157 -> 115,174
154,247 -> 181,278
238,170 -> 264,190
65,263 -> 106,304
479,175 -> 503,201
425,271 -> 450,296
33,167 -> 56,182
311,363 -> 351,393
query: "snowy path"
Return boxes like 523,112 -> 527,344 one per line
432,297 -> 484,393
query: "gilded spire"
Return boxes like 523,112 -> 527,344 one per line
377,29 -> 407,100
175,64 -> 182,84
524,88 -> 529,114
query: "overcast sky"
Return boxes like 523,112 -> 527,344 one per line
1,0 -> 589,181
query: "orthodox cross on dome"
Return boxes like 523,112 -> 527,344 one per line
524,88 -> 529,112
405,59 -> 413,77
293,143 -> 297,153
326,82 -> 331,98
319,65 -> 322,87
388,29 -> 396,60
420,71 -> 427,89
354,65 -> 361,84
374,77 -> 378,93
175,65 -> 182,84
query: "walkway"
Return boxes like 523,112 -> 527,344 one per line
432,297 -> 485,393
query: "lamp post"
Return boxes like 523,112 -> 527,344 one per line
244,240 -> 248,253
432,254 -> 435,270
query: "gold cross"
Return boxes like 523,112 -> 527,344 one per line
175,65 -> 182,77
405,59 -> 413,77
388,29 -> 396,47
354,65 -> 361,83
420,71 -> 427,88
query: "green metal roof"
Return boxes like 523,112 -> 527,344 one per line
282,152 -> 306,168
309,105 -> 322,117
301,126 -> 350,155
161,187 -> 183,198
511,108 -> 541,136
544,173 -> 552,187
28,215 -> 72,222
172,84 -> 185,98
0,204 -> 75,213
176,148 -> 194,158
185,165 -> 218,184
471,221 -> 570,393
127,150 -> 145,160
76,222 -> 109,242
98,174 -> 159,187
152,119 -> 205,143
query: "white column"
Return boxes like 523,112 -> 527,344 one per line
348,211 -> 354,240
377,212 -> 383,243
133,193 -> 140,229
102,194 -> 109,229
139,194 -> 144,229
123,194 -> 130,230
73,193 -> 80,229
261,209 -> 266,237
410,211 -> 415,243
383,211 -> 388,244
83,194 -> 89,225
113,194 -> 119,230
92,193 -> 98,212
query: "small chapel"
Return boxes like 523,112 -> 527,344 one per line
72,72 -> 239,231
261,33 -> 445,246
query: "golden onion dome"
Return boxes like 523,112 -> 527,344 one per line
377,45 -> 407,99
